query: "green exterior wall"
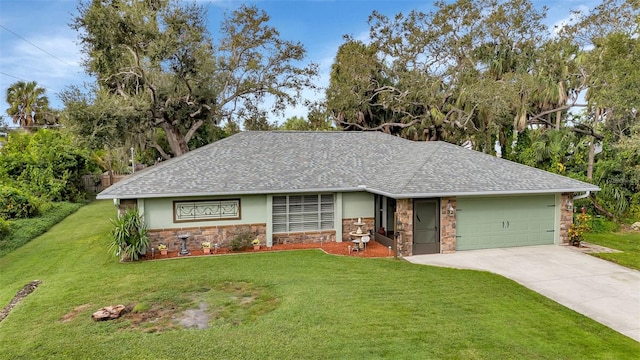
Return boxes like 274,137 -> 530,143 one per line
140,192 -> 374,245
142,195 -> 268,230
342,192 -> 374,218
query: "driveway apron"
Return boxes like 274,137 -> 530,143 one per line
406,245 -> 640,342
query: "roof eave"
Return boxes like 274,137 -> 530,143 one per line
96,185 -> 600,200
386,187 -> 601,199
95,186 -> 371,200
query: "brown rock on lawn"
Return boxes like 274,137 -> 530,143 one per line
92,305 -> 127,321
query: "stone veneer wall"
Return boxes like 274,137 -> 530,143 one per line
117,199 -> 137,216
560,193 -> 574,244
396,199 -> 413,257
147,223 -> 266,252
272,231 -> 336,245
341,217 -> 374,242
440,197 -> 457,254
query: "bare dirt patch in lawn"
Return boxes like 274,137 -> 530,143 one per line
61,304 -> 92,323
115,281 -> 277,333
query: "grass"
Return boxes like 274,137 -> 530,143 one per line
0,202 -> 83,258
0,200 -> 638,359
583,230 -> 640,270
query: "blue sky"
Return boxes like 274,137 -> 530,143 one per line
0,0 -> 596,126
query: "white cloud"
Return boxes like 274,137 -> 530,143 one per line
1,21 -> 90,113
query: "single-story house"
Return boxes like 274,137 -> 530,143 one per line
97,131 -> 599,256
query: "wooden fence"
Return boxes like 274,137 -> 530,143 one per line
82,173 -> 129,194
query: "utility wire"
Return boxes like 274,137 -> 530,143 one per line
0,24 -> 76,68
0,71 -> 60,93
0,71 -> 24,80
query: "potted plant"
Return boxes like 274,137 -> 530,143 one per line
252,238 -> 261,250
202,241 -> 212,254
158,244 -> 168,256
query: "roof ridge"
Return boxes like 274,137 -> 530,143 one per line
398,141 -> 443,193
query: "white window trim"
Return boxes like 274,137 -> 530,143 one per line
272,194 -> 334,233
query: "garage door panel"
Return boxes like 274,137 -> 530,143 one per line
456,195 -> 555,251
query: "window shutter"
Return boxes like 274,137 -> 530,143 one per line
272,194 -> 335,233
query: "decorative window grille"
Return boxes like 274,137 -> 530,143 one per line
173,199 -> 240,222
272,194 -> 334,233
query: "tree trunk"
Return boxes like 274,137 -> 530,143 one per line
590,193 -> 615,220
160,122 -> 190,158
587,107 -> 601,181
107,147 -> 113,185
587,137 -> 595,181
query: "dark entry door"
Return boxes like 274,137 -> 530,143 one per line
413,200 -> 439,254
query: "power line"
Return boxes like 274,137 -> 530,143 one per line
0,24 -> 76,68
0,71 -> 25,81
0,71 -> 60,93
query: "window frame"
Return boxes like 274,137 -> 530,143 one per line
173,199 -> 241,223
272,194 -> 334,233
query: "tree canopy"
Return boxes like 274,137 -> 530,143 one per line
325,0 -> 639,220
69,0 -> 317,158
5,81 -> 52,131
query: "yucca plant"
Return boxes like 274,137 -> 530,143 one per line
109,208 -> 149,261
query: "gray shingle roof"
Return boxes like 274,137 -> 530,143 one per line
97,131 -> 599,199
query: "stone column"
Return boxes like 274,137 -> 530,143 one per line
440,197 -> 457,253
396,199 -> 413,256
559,193 -> 574,244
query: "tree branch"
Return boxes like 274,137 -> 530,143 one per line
335,117 -> 421,131
184,119 -> 204,144
150,139 -> 171,160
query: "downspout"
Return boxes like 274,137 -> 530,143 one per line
113,198 -> 121,218
573,191 -> 590,200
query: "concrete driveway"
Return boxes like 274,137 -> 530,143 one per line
406,245 -> 640,342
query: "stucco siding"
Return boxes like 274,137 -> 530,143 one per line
144,195 -> 267,229
342,192 -> 374,218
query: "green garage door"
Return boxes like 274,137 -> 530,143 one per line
456,195 -> 556,251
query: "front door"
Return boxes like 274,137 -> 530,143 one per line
413,199 -> 440,254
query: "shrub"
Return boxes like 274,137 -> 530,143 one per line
0,185 -> 38,220
589,216 -> 620,233
230,228 -> 253,251
109,208 -> 149,261
0,130 -> 94,202
569,213 -> 592,245
0,217 -> 10,239
0,202 -> 82,257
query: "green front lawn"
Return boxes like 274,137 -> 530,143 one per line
583,231 -> 640,270
1,201 -> 638,359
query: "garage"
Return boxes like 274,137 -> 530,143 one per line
455,195 -> 556,251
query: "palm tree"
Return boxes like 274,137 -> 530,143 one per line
5,81 -> 49,130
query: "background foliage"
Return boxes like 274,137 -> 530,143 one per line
325,0 -> 639,221
0,130 -> 95,203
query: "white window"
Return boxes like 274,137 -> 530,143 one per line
272,194 -> 334,233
